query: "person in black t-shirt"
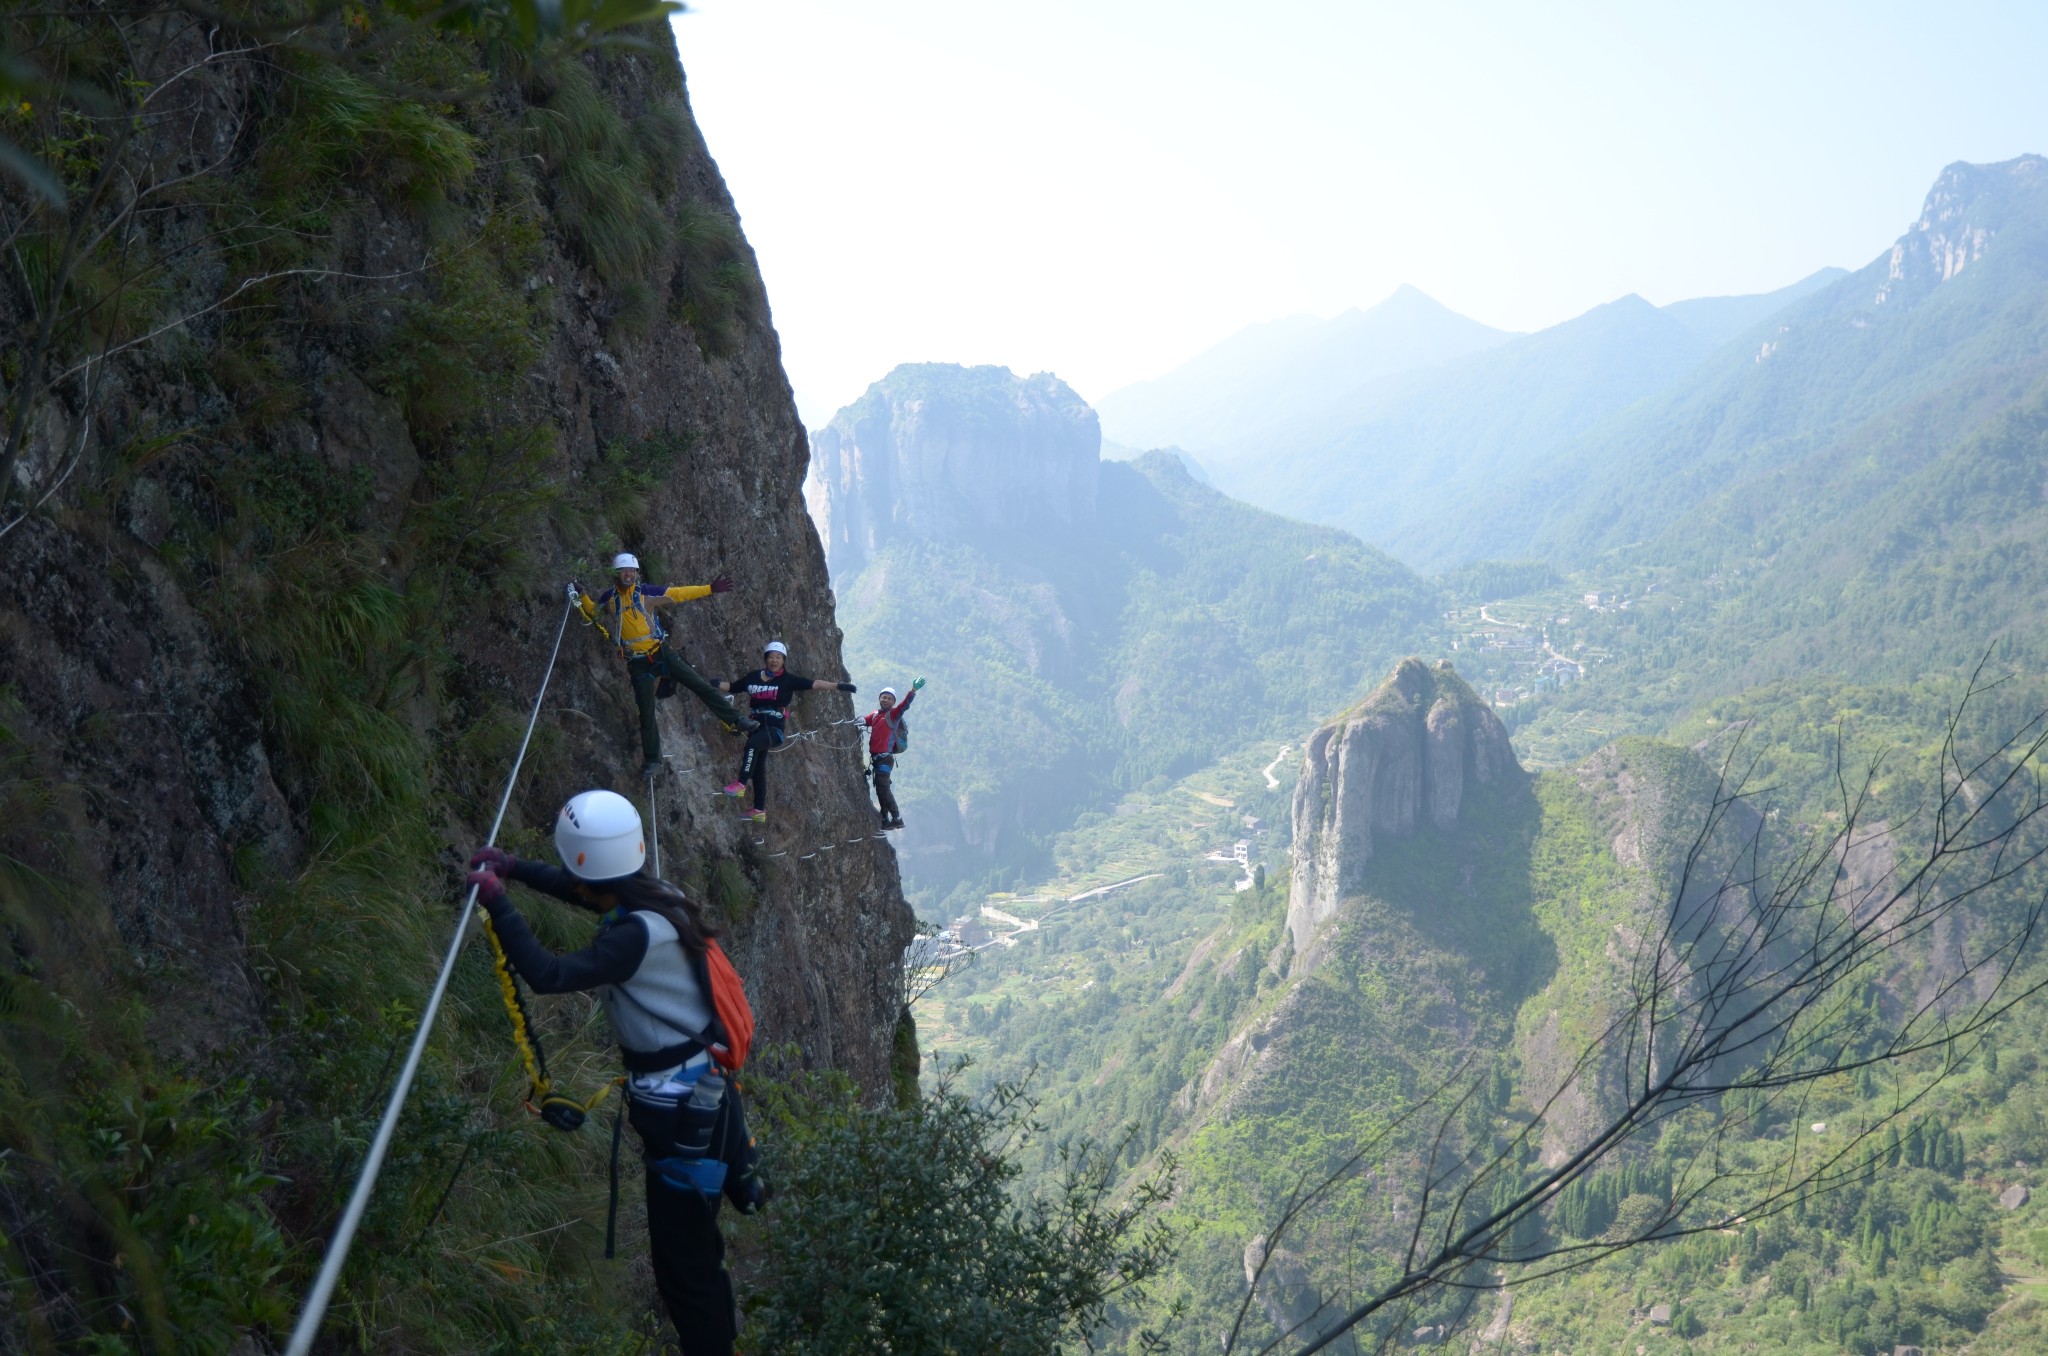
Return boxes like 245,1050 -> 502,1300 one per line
715,640 -> 855,823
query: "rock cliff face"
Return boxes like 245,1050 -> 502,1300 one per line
0,21 -> 912,1345
1513,738 -> 1777,1167
806,363 -> 1100,576
1286,658 -> 1517,957
1873,154 -> 2046,305
3,28 -> 909,1087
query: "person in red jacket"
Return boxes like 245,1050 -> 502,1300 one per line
861,677 -> 923,829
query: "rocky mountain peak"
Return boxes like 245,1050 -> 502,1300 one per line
1874,153 -> 2048,305
806,363 -> 1100,576
1284,658 -> 1518,958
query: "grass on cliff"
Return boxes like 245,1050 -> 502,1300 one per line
0,26 -> 694,1355
0,18 -> 1170,1350
522,52 -> 759,348
209,61 -> 654,1347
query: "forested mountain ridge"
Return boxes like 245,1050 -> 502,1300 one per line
1456,155 -> 2048,757
831,159 -> 2048,1356
1660,266 -> 1850,346
1129,669 -> 1704,1349
0,16 -> 910,1349
816,364 -> 1445,905
1098,157 -> 2048,580
1519,153 -> 2048,570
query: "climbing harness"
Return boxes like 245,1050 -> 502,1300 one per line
284,601 -> 574,1356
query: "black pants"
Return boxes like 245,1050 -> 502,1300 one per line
646,1171 -> 735,1356
634,1084 -> 757,1355
737,723 -> 782,809
628,645 -> 734,761
871,756 -> 899,819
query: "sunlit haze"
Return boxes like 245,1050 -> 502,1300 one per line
672,0 -> 2048,426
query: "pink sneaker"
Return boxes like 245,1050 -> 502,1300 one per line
747,809 -> 767,824
721,782 -> 745,798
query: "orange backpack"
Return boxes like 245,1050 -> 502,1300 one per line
701,939 -> 755,1071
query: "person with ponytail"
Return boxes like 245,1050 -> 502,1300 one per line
466,789 -> 762,1356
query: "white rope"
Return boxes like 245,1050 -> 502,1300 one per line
284,600 -> 574,1356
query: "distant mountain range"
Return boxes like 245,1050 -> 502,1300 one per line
816,156 -> 2048,1356
815,155 -> 2048,897
1102,156 -> 2048,609
1096,283 -> 1515,455
1529,155 -> 2048,565
1097,269 -> 1846,570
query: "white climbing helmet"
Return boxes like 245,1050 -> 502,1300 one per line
763,640 -> 788,657
555,789 -> 645,881
611,552 -> 640,572
879,687 -> 897,701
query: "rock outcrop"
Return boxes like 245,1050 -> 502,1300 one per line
0,23 -> 914,1345
1286,659 -> 1517,957
805,363 -> 1100,576
1514,738 -> 1771,1166
2,30 -> 910,1091
1873,154 -> 2046,306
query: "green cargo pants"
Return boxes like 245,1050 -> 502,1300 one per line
628,644 -> 740,762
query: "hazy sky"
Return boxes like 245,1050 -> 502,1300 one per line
672,1 -> 2048,426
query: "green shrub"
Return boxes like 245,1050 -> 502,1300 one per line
740,1062 -> 1180,1354
670,200 -> 759,352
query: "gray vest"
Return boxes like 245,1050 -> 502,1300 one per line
597,911 -> 714,1066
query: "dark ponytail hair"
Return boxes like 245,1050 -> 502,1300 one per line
579,870 -> 717,953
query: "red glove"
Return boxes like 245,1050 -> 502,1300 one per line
469,846 -> 514,874
710,574 -> 734,594
466,869 -> 506,909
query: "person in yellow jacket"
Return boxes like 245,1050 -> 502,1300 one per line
570,553 -> 751,776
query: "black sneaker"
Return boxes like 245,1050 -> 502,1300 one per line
641,759 -> 664,779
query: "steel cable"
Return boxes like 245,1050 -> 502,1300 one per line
283,600 -> 574,1356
